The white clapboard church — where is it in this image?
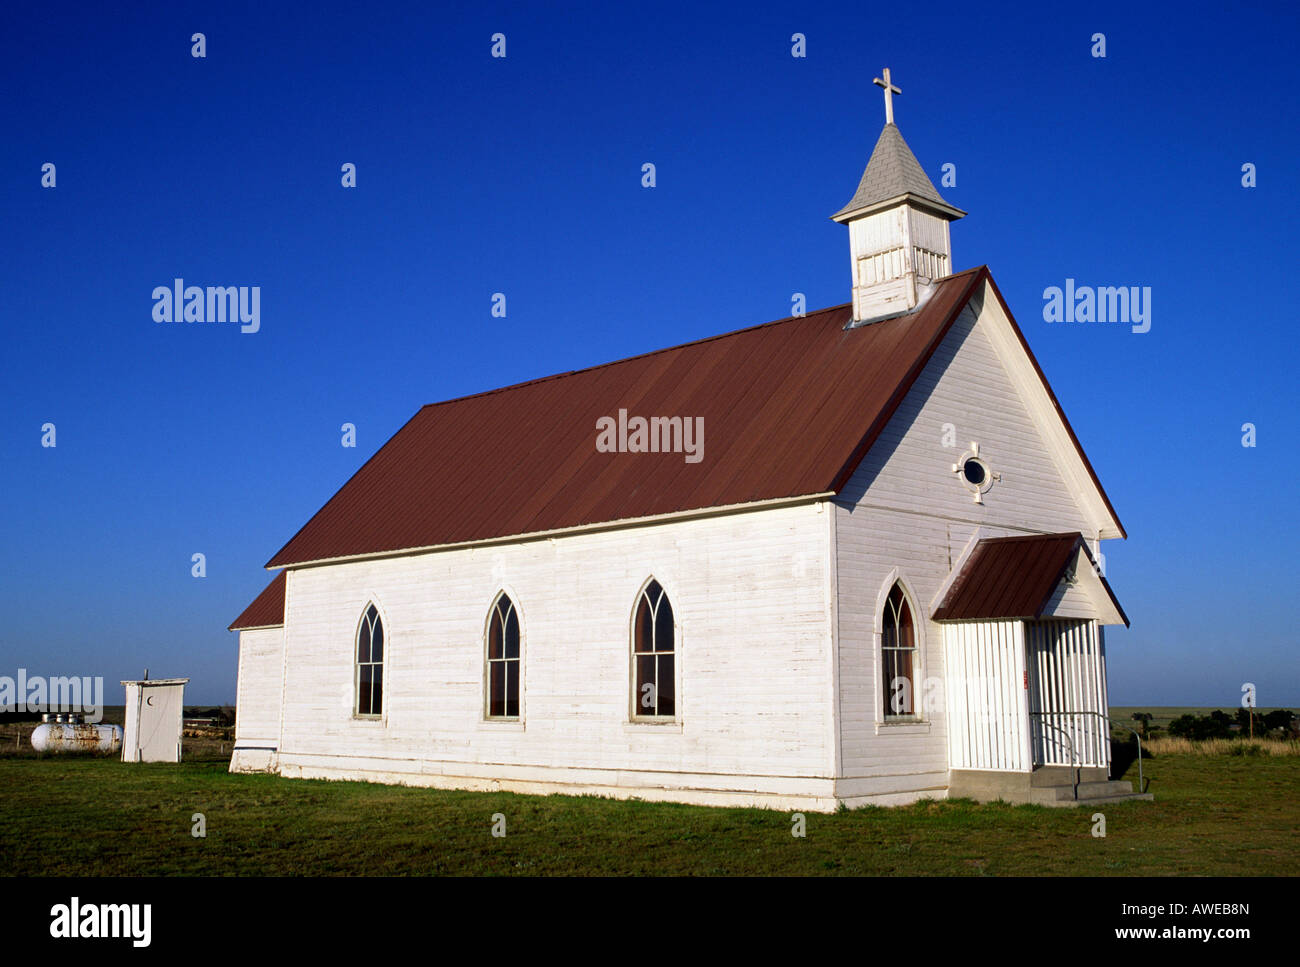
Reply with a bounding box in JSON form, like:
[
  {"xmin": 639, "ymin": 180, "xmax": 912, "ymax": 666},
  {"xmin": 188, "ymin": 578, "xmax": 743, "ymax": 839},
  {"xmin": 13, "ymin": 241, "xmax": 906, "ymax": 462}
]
[{"xmin": 230, "ymin": 72, "xmax": 1146, "ymax": 809}]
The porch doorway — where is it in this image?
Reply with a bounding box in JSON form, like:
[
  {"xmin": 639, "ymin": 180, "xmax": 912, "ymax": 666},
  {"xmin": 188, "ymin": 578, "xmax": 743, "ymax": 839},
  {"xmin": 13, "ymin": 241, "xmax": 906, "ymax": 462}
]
[{"xmin": 1025, "ymin": 619, "xmax": 1109, "ymax": 770}]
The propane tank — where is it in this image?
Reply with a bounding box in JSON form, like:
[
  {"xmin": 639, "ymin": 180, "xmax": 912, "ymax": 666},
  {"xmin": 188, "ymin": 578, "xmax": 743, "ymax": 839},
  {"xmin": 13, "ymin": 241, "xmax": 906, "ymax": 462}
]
[{"xmin": 31, "ymin": 715, "xmax": 123, "ymax": 754}]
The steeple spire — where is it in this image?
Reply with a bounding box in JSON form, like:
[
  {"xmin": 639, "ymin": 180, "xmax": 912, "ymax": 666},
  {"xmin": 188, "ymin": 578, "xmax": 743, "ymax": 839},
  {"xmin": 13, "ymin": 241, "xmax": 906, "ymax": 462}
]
[
  {"xmin": 832, "ymin": 68, "xmax": 965, "ymax": 324},
  {"xmin": 831, "ymin": 123, "xmax": 960, "ymax": 224}
]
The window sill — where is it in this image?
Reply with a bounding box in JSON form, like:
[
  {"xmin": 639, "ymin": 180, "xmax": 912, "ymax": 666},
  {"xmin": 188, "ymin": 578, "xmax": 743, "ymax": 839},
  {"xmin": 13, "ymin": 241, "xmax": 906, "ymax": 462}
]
[
  {"xmin": 478, "ymin": 719, "xmax": 525, "ymax": 731},
  {"xmin": 351, "ymin": 715, "xmax": 384, "ymax": 724},
  {"xmin": 875, "ymin": 720, "xmax": 930, "ymax": 735},
  {"xmin": 624, "ymin": 720, "xmax": 684, "ymax": 734}
]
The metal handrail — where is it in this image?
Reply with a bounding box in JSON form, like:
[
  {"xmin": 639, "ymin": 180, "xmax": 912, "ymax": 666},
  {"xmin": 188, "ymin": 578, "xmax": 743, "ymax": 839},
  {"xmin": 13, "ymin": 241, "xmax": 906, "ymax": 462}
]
[
  {"xmin": 1028, "ymin": 715, "xmax": 1080, "ymax": 799},
  {"xmin": 1028, "ymin": 709, "xmax": 1147, "ymax": 795},
  {"xmin": 1107, "ymin": 717, "xmax": 1149, "ymax": 794}
]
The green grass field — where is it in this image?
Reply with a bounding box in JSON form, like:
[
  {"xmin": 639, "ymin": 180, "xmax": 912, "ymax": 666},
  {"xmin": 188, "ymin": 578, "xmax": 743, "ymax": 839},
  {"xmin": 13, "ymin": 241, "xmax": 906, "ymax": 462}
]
[{"xmin": 1, "ymin": 751, "xmax": 1295, "ymax": 876}]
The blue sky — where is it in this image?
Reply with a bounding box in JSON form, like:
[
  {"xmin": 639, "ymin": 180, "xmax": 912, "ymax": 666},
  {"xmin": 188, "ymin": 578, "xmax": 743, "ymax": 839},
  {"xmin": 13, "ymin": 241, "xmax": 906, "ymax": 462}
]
[{"xmin": 2, "ymin": 0, "xmax": 1297, "ymax": 706}]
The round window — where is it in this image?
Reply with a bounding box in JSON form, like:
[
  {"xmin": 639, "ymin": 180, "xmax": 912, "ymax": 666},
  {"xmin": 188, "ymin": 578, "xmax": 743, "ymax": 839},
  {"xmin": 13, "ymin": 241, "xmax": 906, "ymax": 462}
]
[{"xmin": 952, "ymin": 445, "xmax": 998, "ymax": 503}]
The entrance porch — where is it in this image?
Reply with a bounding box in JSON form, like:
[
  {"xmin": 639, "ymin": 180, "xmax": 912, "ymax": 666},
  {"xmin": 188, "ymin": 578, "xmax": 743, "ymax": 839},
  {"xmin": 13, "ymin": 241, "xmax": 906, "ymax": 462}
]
[{"xmin": 932, "ymin": 533, "xmax": 1150, "ymax": 806}]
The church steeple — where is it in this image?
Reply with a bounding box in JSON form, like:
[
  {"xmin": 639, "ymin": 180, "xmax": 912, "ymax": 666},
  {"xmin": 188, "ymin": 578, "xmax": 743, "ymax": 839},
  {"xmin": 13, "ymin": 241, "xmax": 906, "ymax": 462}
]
[{"xmin": 832, "ymin": 69, "xmax": 965, "ymax": 324}]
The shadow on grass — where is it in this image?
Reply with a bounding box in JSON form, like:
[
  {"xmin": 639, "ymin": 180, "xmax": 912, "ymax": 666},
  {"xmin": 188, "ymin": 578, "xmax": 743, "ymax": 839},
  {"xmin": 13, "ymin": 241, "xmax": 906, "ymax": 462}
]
[{"xmin": 1109, "ymin": 737, "xmax": 1153, "ymax": 782}]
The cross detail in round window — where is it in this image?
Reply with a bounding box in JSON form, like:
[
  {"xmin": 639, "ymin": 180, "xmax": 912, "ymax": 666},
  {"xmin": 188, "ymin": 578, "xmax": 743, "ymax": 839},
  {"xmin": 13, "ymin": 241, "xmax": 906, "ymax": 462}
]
[{"xmin": 951, "ymin": 442, "xmax": 1001, "ymax": 504}]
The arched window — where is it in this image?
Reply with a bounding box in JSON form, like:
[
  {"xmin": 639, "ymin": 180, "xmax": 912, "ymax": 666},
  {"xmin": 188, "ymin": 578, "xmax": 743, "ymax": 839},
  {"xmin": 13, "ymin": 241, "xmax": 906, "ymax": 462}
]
[
  {"xmin": 486, "ymin": 593, "xmax": 520, "ymax": 718},
  {"xmin": 356, "ymin": 604, "xmax": 384, "ymax": 716},
  {"xmin": 632, "ymin": 580, "xmax": 675, "ymax": 718},
  {"xmin": 881, "ymin": 583, "xmax": 916, "ymax": 718}
]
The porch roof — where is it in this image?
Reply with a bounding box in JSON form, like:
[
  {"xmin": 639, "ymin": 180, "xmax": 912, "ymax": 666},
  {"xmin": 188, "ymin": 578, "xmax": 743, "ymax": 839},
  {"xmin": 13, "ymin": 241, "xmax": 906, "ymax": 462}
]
[
  {"xmin": 229, "ymin": 571, "xmax": 286, "ymax": 631},
  {"xmin": 932, "ymin": 532, "xmax": 1128, "ymax": 626}
]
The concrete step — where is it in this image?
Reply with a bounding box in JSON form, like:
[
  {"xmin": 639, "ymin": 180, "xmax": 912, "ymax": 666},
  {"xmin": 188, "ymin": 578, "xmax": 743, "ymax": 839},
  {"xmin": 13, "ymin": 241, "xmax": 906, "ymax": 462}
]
[
  {"xmin": 1030, "ymin": 779, "xmax": 1151, "ymax": 806},
  {"xmin": 1030, "ymin": 765, "xmax": 1109, "ymax": 788},
  {"xmin": 1036, "ymin": 792, "xmax": 1154, "ymax": 808},
  {"xmin": 1032, "ymin": 780, "xmax": 1137, "ymax": 802},
  {"xmin": 948, "ymin": 767, "xmax": 1154, "ymax": 806}
]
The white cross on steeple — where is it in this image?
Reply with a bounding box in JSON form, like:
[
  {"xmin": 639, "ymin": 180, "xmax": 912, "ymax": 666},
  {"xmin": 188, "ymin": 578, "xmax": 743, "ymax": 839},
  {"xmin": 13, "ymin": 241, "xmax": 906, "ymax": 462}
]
[{"xmin": 874, "ymin": 68, "xmax": 901, "ymax": 125}]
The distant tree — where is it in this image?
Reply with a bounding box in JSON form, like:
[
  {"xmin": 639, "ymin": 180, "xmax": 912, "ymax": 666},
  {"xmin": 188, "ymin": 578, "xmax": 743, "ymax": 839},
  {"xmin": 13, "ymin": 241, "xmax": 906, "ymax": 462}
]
[
  {"xmin": 1262, "ymin": 709, "xmax": 1295, "ymax": 736},
  {"xmin": 1131, "ymin": 712, "xmax": 1153, "ymax": 738},
  {"xmin": 1168, "ymin": 714, "xmax": 1198, "ymax": 739},
  {"xmin": 1170, "ymin": 712, "xmax": 1233, "ymax": 740}
]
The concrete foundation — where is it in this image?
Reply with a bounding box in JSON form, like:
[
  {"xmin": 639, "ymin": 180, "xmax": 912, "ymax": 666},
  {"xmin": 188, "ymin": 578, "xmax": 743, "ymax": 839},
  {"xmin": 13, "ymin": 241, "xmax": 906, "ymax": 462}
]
[{"xmin": 949, "ymin": 766, "xmax": 1152, "ymax": 806}]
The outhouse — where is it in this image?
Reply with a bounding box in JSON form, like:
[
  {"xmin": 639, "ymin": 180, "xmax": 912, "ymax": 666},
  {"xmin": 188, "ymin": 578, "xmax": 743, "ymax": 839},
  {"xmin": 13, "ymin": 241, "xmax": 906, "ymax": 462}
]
[{"xmin": 121, "ymin": 678, "xmax": 189, "ymax": 763}]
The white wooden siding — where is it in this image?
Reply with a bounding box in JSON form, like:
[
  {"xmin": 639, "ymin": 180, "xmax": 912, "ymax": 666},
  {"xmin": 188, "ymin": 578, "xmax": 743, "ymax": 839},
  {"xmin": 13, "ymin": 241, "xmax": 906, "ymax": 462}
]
[
  {"xmin": 832, "ymin": 506, "xmax": 953, "ymax": 795},
  {"xmin": 1042, "ymin": 578, "xmax": 1100, "ymax": 620},
  {"xmin": 259, "ymin": 501, "xmax": 836, "ymax": 808},
  {"xmin": 841, "ymin": 303, "xmax": 1093, "ymax": 533},
  {"xmin": 942, "ymin": 621, "xmax": 1030, "ymax": 772},
  {"xmin": 234, "ymin": 628, "xmax": 284, "ymax": 746}
]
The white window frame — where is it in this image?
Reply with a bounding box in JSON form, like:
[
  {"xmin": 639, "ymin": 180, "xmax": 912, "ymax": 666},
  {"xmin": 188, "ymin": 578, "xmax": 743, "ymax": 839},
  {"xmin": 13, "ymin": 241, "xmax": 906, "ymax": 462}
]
[
  {"xmin": 873, "ymin": 570, "xmax": 928, "ymax": 729},
  {"xmin": 629, "ymin": 576, "xmax": 679, "ymax": 723},
  {"xmin": 483, "ymin": 590, "xmax": 524, "ymax": 722},
  {"xmin": 354, "ymin": 601, "xmax": 385, "ymax": 720}
]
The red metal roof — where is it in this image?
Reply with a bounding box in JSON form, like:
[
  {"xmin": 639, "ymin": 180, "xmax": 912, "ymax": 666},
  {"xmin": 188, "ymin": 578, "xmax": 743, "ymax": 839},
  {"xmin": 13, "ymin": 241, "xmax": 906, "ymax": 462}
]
[
  {"xmin": 229, "ymin": 571, "xmax": 286, "ymax": 630},
  {"xmin": 932, "ymin": 533, "xmax": 1128, "ymax": 625},
  {"xmin": 265, "ymin": 268, "xmax": 986, "ymax": 569},
  {"xmin": 250, "ymin": 265, "xmax": 1123, "ymax": 585}
]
